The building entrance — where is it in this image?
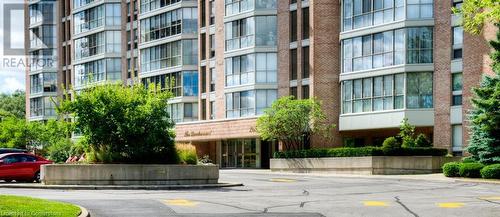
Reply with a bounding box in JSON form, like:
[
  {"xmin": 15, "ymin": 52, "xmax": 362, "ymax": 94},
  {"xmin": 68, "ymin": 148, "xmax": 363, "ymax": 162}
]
[{"xmin": 221, "ymin": 139, "xmax": 259, "ymax": 168}]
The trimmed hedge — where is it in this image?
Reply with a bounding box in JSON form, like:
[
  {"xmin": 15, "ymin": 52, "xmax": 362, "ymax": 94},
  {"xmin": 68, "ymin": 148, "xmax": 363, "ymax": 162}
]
[
  {"xmin": 459, "ymin": 163, "xmax": 485, "ymax": 178},
  {"xmin": 480, "ymin": 164, "xmax": 500, "ymax": 179},
  {"xmin": 443, "ymin": 162, "xmax": 461, "ymax": 177},
  {"xmin": 273, "ymin": 147, "xmax": 448, "ymax": 159}
]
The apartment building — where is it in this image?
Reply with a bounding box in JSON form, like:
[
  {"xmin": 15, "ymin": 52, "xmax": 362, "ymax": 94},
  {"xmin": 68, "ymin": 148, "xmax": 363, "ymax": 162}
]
[
  {"xmin": 26, "ymin": 0, "xmax": 495, "ymax": 168},
  {"xmin": 25, "ymin": 0, "xmax": 139, "ymax": 120}
]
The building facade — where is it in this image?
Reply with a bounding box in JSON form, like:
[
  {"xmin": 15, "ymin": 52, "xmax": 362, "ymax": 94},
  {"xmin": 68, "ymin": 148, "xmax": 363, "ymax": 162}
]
[{"xmin": 25, "ymin": 0, "xmax": 496, "ymax": 168}]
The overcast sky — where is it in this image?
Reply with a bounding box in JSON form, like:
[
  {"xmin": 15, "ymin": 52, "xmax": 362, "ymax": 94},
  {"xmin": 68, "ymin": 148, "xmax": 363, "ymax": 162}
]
[{"xmin": 0, "ymin": 0, "xmax": 26, "ymax": 94}]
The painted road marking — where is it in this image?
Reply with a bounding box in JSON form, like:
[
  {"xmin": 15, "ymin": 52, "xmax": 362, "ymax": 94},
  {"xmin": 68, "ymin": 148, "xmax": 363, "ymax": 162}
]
[
  {"xmin": 270, "ymin": 178, "xmax": 296, "ymax": 183},
  {"xmin": 437, "ymin": 203, "xmax": 465, "ymax": 208},
  {"xmin": 164, "ymin": 199, "xmax": 198, "ymax": 207},
  {"xmin": 363, "ymin": 201, "xmax": 389, "ymax": 207},
  {"xmin": 478, "ymin": 196, "xmax": 500, "ymax": 201}
]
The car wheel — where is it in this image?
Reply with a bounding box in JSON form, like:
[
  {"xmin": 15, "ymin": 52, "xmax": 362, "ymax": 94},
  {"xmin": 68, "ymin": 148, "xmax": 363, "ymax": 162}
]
[{"xmin": 34, "ymin": 171, "xmax": 41, "ymax": 183}]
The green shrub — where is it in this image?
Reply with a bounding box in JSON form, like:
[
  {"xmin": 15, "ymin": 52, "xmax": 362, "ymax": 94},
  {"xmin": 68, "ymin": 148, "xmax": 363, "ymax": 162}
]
[
  {"xmin": 459, "ymin": 162, "xmax": 485, "ymax": 178},
  {"xmin": 443, "ymin": 162, "xmax": 462, "ymax": 177},
  {"xmin": 462, "ymin": 156, "xmax": 477, "ymax": 163},
  {"xmin": 177, "ymin": 143, "xmax": 198, "ymax": 165},
  {"xmin": 415, "ymin": 134, "xmax": 432, "ymax": 147},
  {"xmin": 480, "ymin": 164, "xmax": 500, "ymax": 179},
  {"xmin": 382, "ymin": 137, "xmax": 400, "ymax": 151},
  {"xmin": 273, "ymin": 146, "xmax": 447, "ymax": 159}
]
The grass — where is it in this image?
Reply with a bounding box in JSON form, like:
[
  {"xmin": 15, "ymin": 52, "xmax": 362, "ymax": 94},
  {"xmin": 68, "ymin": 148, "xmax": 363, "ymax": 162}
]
[
  {"xmin": 0, "ymin": 195, "xmax": 81, "ymax": 217},
  {"xmin": 176, "ymin": 143, "xmax": 198, "ymax": 165}
]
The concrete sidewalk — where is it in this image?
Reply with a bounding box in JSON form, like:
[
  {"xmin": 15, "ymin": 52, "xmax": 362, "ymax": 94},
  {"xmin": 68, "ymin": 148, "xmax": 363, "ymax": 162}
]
[
  {"xmin": 0, "ymin": 182, "xmax": 243, "ymax": 190},
  {"xmin": 221, "ymin": 169, "xmax": 500, "ymax": 185}
]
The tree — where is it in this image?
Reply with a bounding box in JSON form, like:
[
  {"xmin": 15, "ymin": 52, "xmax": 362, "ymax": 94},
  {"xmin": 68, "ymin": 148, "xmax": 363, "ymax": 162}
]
[
  {"xmin": 256, "ymin": 96, "xmax": 334, "ymax": 150},
  {"xmin": 0, "ymin": 90, "xmax": 25, "ymax": 119},
  {"xmin": 467, "ymin": 25, "xmax": 500, "ymax": 164},
  {"xmin": 455, "ymin": 0, "xmax": 500, "ymax": 34},
  {"xmin": 399, "ymin": 118, "xmax": 416, "ymax": 148},
  {"xmin": 59, "ymin": 83, "xmax": 178, "ymax": 164}
]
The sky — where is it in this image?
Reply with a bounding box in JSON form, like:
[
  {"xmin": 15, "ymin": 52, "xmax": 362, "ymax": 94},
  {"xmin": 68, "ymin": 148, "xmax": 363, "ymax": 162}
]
[{"xmin": 0, "ymin": 0, "xmax": 26, "ymax": 94}]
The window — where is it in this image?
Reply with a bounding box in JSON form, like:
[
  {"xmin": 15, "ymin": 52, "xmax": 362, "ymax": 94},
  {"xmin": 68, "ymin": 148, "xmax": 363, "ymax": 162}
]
[
  {"xmin": 343, "ymin": 0, "xmax": 405, "ymax": 31},
  {"xmin": 202, "ymin": 99, "xmax": 207, "ymax": 120},
  {"xmin": 256, "ymin": 89, "xmax": 277, "ymax": 114},
  {"xmin": 225, "ymin": 53, "xmax": 277, "ymax": 86},
  {"xmin": 75, "ymin": 31, "xmax": 121, "ymax": 61},
  {"xmin": 140, "ymin": 40, "xmax": 181, "ymax": 73},
  {"xmin": 290, "ymin": 86, "xmax": 298, "ymax": 98},
  {"xmin": 183, "ymin": 39, "xmax": 198, "ymax": 65},
  {"xmin": 225, "ymin": 16, "xmax": 276, "ymax": 51},
  {"xmin": 342, "ymin": 73, "xmax": 406, "ymax": 114},
  {"xmin": 140, "ymin": 9, "xmax": 184, "ymax": 43},
  {"xmin": 183, "ymin": 71, "xmax": 199, "ymax": 96},
  {"xmin": 452, "ymin": 73, "xmax": 463, "ymax": 106},
  {"xmin": 140, "ymin": 0, "xmax": 181, "ymax": 14},
  {"xmin": 290, "ymin": 49, "xmax": 297, "ymax": 80},
  {"xmin": 453, "ymin": 0, "xmax": 463, "ymax": 12},
  {"xmin": 74, "ymin": 59, "xmax": 105, "ymax": 87},
  {"xmin": 302, "ymin": 7, "xmax": 309, "ymax": 39},
  {"xmin": 29, "ymin": 97, "xmax": 56, "ymax": 117},
  {"xmin": 226, "ymin": 90, "xmax": 256, "ymax": 118},
  {"xmin": 210, "ymin": 68, "xmax": 216, "ymax": 92},
  {"xmin": 73, "ymin": 4, "xmax": 105, "ymax": 34},
  {"xmin": 452, "ymin": 26, "xmax": 463, "ymax": 59},
  {"xmin": 452, "ymin": 125, "xmax": 463, "ymax": 155},
  {"xmin": 210, "ymin": 101, "xmax": 215, "ymax": 119},
  {"xmin": 343, "ymin": 27, "xmax": 433, "ymax": 73},
  {"xmin": 406, "ymin": 72, "xmax": 433, "ymax": 109},
  {"xmin": 210, "ymin": 34, "xmax": 216, "ymax": 58},
  {"xmin": 225, "ymin": 0, "xmax": 277, "ymax": 16},
  {"xmin": 302, "ymin": 85, "xmax": 310, "ymax": 99},
  {"xmin": 290, "ymin": 10, "xmax": 297, "ymax": 42},
  {"xmin": 105, "ymin": 4, "xmax": 121, "ymax": 26},
  {"xmin": 210, "ymin": 0, "xmax": 215, "ymax": 25},
  {"xmin": 407, "ymin": 0, "xmax": 433, "ymax": 20},
  {"xmin": 201, "ymin": 66, "xmax": 207, "ymax": 93},
  {"xmin": 201, "ymin": 33, "xmax": 207, "ymax": 60},
  {"xmin": 183, "ymin": 103, "xmax": 199, "ymax": 121},
  {"xmin": 201, "ymin": 0, "xmax": 206, "ymax": 27},
  {"xmin": 302, "ymin": 46, "xmax": 310, "ymax": 78},
  {"xmin": 74, "ymin": 0, "xmax": 96, "ymax": 9},
  {"xmin": 141, "ymin": 72, "xmax": 182, "ymax": 97}
]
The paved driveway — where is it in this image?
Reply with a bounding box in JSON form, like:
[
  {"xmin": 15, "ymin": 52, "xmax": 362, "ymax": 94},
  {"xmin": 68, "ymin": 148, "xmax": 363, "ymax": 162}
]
[{"xmin": 1, "ymin": 170, "xmax": 499, "ymax": 217}]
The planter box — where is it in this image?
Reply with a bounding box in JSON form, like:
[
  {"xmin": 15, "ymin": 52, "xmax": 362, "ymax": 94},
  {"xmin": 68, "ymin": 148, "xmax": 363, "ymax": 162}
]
[
  {"xmin": 270, "ymin": 156, "xmax": 461, "ymax": 175},
  {"xmin": 41, "ymin": 164, "xmax": 219, "ymax": 185}
]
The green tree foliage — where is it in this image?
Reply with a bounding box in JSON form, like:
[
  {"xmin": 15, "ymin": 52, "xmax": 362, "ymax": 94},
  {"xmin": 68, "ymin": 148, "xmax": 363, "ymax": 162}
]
[
  {"xmin": 455, "ymin": 0, "xmax": 500, "ymax": 35},
  {"xmin": 59, "ymin": 83, "xmax": 178, "ymax": 164},
  {"xmin": 467, "ymin": 25, "xmax": 500, "ymax": 165},
  {"xmin": 256, "ymin": 96, "xmax": 335, "ymax": 150},
  {"xmin": 399, "ymin": 118, "xmax": 416, "ymax": 148},
  {"xmin": 0, "ymin": 90, "xmax": 25, "ymax": 119}
]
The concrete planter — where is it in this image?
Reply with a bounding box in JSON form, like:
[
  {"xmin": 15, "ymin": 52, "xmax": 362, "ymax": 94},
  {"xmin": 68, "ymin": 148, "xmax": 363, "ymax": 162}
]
[
  {"xmin": 270, "ymin": 156, "xmax": 461, "ymax": 175},
  {"xmin": 41, "ymin": 164, "xmax": 219, "ymax": 185}
]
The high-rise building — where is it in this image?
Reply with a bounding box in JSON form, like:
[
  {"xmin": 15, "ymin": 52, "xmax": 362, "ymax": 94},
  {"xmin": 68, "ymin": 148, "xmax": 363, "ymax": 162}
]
[{"xmin": 25, "ymin": 0, "xmax": 496, "ymax": 168}]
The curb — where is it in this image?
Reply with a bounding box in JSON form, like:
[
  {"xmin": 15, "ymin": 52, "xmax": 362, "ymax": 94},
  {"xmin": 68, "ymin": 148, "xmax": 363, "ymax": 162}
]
[
  {"xmin": 452, "ymin": 178, "xmax": 500, "ymax": 185},
  {"xmin": 77, "ymin": 205, "xmax": 90, "ymax": 217},
  {"xmin": 0, "ymin": 182, "xmax": 243, "ymax": 190}
]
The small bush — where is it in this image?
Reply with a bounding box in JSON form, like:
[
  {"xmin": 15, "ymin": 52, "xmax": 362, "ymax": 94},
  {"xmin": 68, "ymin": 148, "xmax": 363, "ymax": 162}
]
[
  {"xmin": 415, "ymin": 134, "xmax": 432, "ymax": 147},
  {"xmin": 459, "ymin": 162, "xmax": 485, "ymax": 178},
  {"xmin": 177, "ymin": 143, "xmax": 198, "ymax": 165},
  {"xmin": 382, "ymin": 137, "xmax": 400, "ymax": 151},
  {"xmin": 481, "ymin": 164, "xmax": 500, "ymax": 179},
  {"xmin": 443, "ymin": 162, "xmax": 462, "ymax": 177},
  {"xmin": 462, "ymin": 156, "xmax": 477, "ymax": 163}
]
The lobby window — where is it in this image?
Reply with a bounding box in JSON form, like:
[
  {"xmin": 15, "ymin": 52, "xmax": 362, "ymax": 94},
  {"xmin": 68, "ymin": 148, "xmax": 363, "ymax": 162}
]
[
  {"xmin": 452, "ymin": 73, "xmax": 463, "ymax": 106},
  {"xmin": 290, "ymin": 49, "xmax": 298, "ymax": 80},
  {"xmin": 290, "ymin": 10, "xmax": 297, "ymax": 42},
  {"xmin": 452, "ymin": 124, "xmax": 463, "ymax": 156},
  {"xmin": 302, "ymin": 46, "xmax": 310, "ymax": 78},
  {"xmin": 290, "ymin": 86, "xmax": 298, "ymax": 98},
  {"xmin": 183, "ymin": 71, "xmax": 199, "ymax": 96},
  {"xmin": 302, "ymin": 7, "xmax": 309, "ymax": 39},
  {"xmin": 452, "ymin": 26, "xmax": 463, "ymax": 59},
  {"xmin": 342, "ymin": 73, "xmax": 405, "ymax": 114},
  {"xmin": 407, "ymin": 0, "xmax": 433, "ymax": 20},
  {"xmin": 406, "ymin": 72, "xmax": 433, "ymax": 109},
  {"xmin": 302, "ymin": 85, "xmax": 310, "ymax": 99},
  {"xmin": 343, "ymin": 27, "xmax": 432, "ymax": 73}
]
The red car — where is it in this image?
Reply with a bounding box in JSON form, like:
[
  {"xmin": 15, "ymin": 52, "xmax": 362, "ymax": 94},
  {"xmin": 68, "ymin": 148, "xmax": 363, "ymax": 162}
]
[{"xmin": 0, "ymin": 153, "xmax": 53, "ymax": 183}]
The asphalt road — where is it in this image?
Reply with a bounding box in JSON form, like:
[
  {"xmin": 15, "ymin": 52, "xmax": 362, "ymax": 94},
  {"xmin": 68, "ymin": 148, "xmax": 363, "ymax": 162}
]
[{"xmin": 1, "ymin": 170, "xmax": 500, "ymax": 217}]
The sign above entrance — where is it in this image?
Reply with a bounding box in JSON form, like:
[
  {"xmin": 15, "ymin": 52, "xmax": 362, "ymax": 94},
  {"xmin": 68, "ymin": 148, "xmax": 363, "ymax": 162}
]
[{"xmin": 184, "ymin": 130, "xmax": 212, "ymax": 137}]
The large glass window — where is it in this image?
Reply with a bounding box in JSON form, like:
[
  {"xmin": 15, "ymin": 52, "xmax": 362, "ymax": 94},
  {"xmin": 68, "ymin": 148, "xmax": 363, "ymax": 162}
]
[
  {"xmin": 29, "ymin": 97, "xmax": 56, "ymax": 117},
  {"xmin": 74, "ymin": 58, "xmax": 121, "ymax": 87},
  {"xmin": 74, "ymin": 0, "xmax": 96, "ymax": 9},
  {"xmin": 225, "ymin": 16, "xmax": 276, "ymax": 51},
  {"xmin": 453, "ymin": 26, "xmax": 463, "ymax": 59},
  {"xmin": 225, "ymin": 0, "xmax": 277, "ymax": 16},
  {"xmin": 342, "ymin": 73, "xmax": 408, "ymax": 114},
  {"xmin": 452, "ymin": 73, "xmax": 463, "ymax": 106},
  {"xmin": 183, "ymin": 71, "xmax": 199, "ymax": 96},
  {"xmin": 407, "ymin": 0, "xmax": 433, "ymax": 20},
  {"xmin": 182, "ymin": 39, "xmax": 198, "ymax": 65},
  {"xmin": 75, "ymin": 31, "xmax": 121, "ymax": 61},
  {"xmin": 29, "ymin": 2, "xmax": 55, "ymax": 25},
  {"xmin": 30, "ymin": 25, "xmax": 56, "ymax": 48},
  {"xmin": 226, "ymin": 89, "xmax": 277, "ymax": 118},
  {"xmin": 343, "ymin": 27, "xmax": 433, "ymax": 73},
  {"xmin": 74, "ymin": 5, "xmax": 105, "ymax": 34},
  {"xmin": 140, "ymin": 0, "xmax": 181, "ymax": 14},
  {"xmin": 225, "ymin": 53, "xmax": 277, "ymax": 86},
  {"xmin": 406, "ymin": 72, "xmax": 433, "ymax": 108},
  {"xmin": 140, "ymin": 40, "xmax": 181, "ymax": 73},
  {"xmin": 142, "ymin": 72, "xmax": 182, "ymax": 97},
  {"xmin": 140, "ymin": 8, "xmax": 197, "ymax": 43}
]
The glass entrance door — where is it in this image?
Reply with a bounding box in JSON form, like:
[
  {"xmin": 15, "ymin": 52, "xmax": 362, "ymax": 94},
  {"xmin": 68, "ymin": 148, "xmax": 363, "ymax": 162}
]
[{"xmin": 221, "ymin": 139, "xmax": 259, "ymax": 168}]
